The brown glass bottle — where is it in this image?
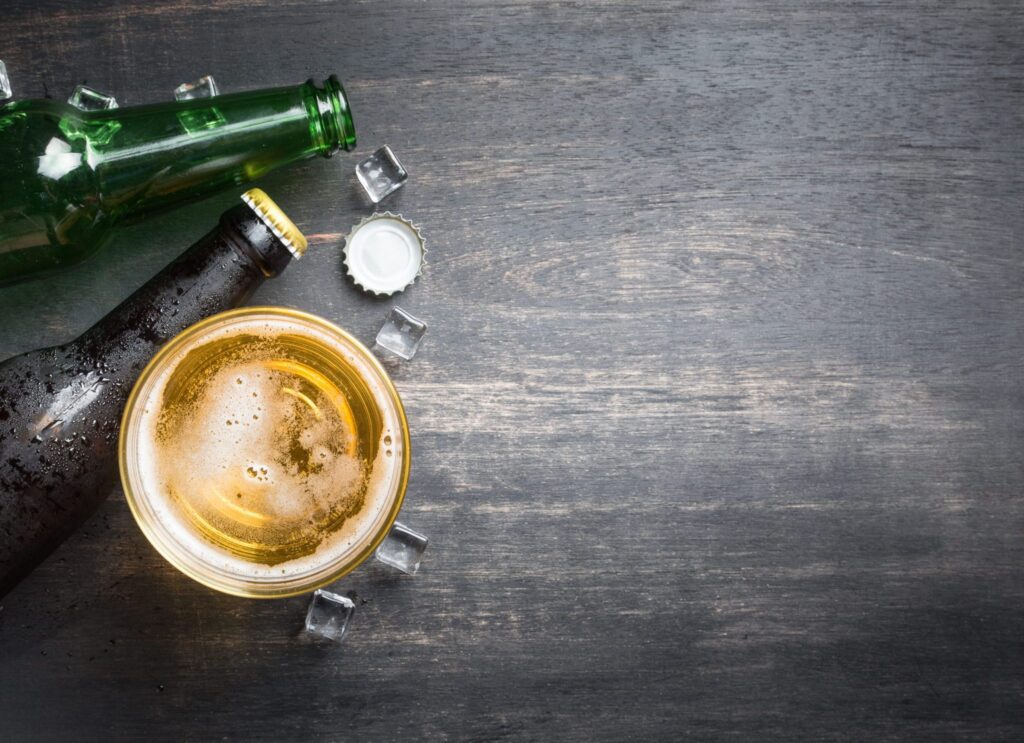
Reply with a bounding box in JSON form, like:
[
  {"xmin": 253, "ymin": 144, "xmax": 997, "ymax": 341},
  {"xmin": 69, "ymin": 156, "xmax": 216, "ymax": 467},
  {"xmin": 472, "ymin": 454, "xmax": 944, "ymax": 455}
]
[{"xmin": 0, "ymin": 189, "xmax": 305, "ymax": 597}]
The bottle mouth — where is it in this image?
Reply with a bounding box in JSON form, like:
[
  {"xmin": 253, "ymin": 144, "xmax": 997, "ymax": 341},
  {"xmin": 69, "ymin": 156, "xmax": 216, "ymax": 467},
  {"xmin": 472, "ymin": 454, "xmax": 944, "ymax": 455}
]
[{"xmin": 321, "ymin": 75, "xmax": 357, "ymax": 153}]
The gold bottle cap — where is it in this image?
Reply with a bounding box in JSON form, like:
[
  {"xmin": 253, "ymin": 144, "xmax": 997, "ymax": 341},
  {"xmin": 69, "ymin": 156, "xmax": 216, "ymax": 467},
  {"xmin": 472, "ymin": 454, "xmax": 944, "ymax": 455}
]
[{"xmin": 241, "ymin": 188, "xmax": 308, "ymax": 259}]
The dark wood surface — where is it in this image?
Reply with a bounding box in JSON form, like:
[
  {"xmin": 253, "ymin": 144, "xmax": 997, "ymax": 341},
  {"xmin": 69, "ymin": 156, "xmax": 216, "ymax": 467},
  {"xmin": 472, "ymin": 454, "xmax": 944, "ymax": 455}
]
[{"xmin": 1, "ymin": 1, "xmax": 1023, "ymax": 740}]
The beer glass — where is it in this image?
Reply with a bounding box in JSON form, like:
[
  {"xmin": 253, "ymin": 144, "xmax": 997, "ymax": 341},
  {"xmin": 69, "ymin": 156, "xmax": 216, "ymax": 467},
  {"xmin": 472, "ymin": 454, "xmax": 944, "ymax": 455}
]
[{"xmin": 119, "ymin": 307, "xmax": 411, "ymax": 598}]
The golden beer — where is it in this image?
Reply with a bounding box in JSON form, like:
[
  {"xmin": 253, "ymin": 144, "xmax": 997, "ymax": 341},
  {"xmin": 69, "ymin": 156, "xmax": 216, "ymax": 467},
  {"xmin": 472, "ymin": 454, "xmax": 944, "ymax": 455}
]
[{"xmin": 119, "ymin": 308, "xmax": 409, "ymax": 597}]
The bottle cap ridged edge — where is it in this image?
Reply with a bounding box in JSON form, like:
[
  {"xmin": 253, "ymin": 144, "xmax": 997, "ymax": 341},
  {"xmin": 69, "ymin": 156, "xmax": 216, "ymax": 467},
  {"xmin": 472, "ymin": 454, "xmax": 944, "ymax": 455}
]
[
  {"xmin": 342, "ymin": 212, "xmax": 426, "ymax": 296},
  {"xmin": 241, "ymin": 188, "xmax": 308, "ymax": 258}
]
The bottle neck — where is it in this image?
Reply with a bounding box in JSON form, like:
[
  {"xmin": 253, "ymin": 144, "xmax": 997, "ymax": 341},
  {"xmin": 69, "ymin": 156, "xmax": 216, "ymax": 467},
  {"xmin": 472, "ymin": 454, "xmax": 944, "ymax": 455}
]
[
  {"xmin": 306, "ymin": 76, "xmax": 357, "ymax": 154},
  {"xmin": 79, "ymin": 202, "xmax": 295, "ymax": 363},
  {"xmin": 83, "ymin": 77, "xmax": 355, "ymax": 221}
]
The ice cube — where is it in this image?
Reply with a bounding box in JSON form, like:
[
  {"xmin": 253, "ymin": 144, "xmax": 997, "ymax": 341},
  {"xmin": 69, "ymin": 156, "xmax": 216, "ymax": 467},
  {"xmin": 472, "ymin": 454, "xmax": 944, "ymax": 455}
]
[
  {"xmin": 67, "ymin": 85, "xmax": 118, "ymax": 111},
  {"xmin": 374, "ymin": 307, "xmax": 427, "ymax": 361},
  {"xmin": 356, "ymin": 145, "xmax": 408, "ymax": 203},
  {"xmin": 375, "ymin": 521, "xmax": 428, "ymax": 575},
  {"xmin": 174, "ymin": 75, "xmax": 220, "ymax": 101},
  {"xmin": 304, "ymin": 589, "xmax": 355, "ymax": 642},
  {"xmin": 0, "ymin": 60, "xmax": 11, "ymax": 100}
]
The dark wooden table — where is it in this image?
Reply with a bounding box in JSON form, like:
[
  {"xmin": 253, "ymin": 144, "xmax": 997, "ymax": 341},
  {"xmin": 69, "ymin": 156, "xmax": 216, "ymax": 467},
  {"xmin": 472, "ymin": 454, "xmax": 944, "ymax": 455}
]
[{"xmin": 1, "ymin": 1, "xmax": 1022, "ymax": 740}]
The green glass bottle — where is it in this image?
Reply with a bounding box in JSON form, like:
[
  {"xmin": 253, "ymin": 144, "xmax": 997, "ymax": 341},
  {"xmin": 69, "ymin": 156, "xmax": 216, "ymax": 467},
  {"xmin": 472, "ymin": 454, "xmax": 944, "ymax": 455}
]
[{"xmin": 0, "ymin": 76, "xmax": 355, "ymax": 284}]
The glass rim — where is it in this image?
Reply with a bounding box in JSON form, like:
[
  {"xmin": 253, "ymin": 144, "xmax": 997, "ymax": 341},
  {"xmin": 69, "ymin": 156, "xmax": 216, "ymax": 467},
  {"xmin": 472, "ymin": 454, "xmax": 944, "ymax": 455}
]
[{"xmin": 118, "ymin": 306, "xmax": 411, "ymax": 599}]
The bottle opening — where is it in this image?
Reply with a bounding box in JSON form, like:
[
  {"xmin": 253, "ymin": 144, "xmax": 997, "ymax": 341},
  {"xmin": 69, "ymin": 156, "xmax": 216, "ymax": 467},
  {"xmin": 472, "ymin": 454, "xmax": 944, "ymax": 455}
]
[{"xmin": 312, "ymin": 75, "xmax": 356, "ymax": 154}]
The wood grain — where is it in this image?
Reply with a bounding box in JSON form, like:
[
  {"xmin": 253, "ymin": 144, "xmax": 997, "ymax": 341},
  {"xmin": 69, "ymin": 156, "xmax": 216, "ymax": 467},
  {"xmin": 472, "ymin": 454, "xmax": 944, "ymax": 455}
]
[{"xmin": 0, "ymin": 0, "xmax": 1022, "ymax": 740}]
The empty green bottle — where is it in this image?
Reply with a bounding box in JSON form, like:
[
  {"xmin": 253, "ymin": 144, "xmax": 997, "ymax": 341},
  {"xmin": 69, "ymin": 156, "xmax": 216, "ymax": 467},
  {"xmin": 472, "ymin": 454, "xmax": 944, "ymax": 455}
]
[{"xmin": 0, "ymin": 76, "xmax": 355, "ymax": 284}]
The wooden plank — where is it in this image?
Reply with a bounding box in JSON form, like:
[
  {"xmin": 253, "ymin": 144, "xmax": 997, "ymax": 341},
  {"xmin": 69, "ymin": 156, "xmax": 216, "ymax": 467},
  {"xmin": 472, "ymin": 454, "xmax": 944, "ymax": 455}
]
[{"xmin": 0, "ymin": 0, "xmax": 1022, "ymax": 739}]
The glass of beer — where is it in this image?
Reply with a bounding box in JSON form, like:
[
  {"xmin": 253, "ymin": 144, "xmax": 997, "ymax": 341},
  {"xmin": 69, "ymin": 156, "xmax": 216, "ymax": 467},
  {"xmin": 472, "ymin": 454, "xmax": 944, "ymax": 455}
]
[{"xmin": 119, "ymin": 307, "xmax": 410, "ymax": 598}]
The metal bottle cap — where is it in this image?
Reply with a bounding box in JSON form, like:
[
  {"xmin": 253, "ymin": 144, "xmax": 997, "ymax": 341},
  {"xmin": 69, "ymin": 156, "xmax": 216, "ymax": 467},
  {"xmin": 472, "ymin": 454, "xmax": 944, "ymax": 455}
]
[
  {"xmin": 241, "ymin": 188, "xmax": 308, "ymax": 258},
  {"xmin": 343, "ymin": 212, "xmax": 425, "ymax": 296}
]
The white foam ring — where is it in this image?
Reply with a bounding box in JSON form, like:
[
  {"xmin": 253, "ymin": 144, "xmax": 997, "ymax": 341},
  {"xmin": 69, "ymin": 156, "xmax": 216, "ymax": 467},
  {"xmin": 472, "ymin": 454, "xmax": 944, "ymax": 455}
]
[{"xmin": 130, "ymin": 315, "xmax": 403, "ymax": 586}]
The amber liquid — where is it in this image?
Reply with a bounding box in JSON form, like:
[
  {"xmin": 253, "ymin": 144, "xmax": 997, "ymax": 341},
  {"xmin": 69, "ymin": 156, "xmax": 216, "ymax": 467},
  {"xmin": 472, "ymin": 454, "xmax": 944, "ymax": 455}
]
[{"xmin": 145, "ymin": 329, "xmax": 387, "ymax": 566}]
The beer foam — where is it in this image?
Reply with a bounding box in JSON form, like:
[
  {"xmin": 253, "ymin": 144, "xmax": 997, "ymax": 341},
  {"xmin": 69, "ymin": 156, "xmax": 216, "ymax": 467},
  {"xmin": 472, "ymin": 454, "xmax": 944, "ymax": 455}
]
[
  {"xmin": 156, "ymin": 362, "xmax": 365, "ymax": 525},
  {"xmin": 131, "ymin": 314, "xmax": 405, "ymax": 585}
]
